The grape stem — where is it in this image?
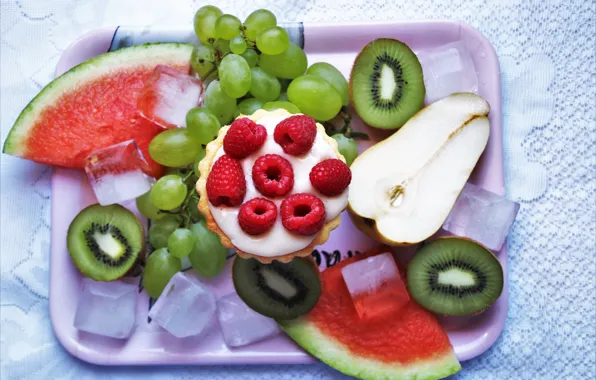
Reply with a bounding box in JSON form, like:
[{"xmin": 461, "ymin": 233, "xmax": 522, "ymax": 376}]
[
  {"xmin": 203, "ymin": 66, "xmax": 218, "ymax": 80},
  {"xmin": 323, "ymin": 107, "xmax": 369, "ymax": 140}
]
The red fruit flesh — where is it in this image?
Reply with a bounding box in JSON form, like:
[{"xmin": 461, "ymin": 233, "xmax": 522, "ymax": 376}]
[
  {"xmin": 23, "ymin": 66, "xmax": 191, "ymax": 178},
  {"xmin": 307, "ymin": 250, "xmax": 456, "ymax": 363}
]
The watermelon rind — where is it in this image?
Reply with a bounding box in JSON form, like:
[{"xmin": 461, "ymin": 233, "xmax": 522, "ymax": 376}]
[
  {"xmin": 280, "ymin": 318, "xmax": 461, "ymax": 380},
  {"xmin": 3, "ymin": 43, "xmax": 193, "ymax": 157}
]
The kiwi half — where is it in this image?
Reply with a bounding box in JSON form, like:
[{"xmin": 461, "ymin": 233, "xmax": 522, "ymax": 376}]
[
  {"xmin": 67, "ymin": 204, "xmax": 145, "ymax": 281},
  {"xmin": 350, "ymin": 38, "xmax": 425, "ymax": 129},
  {"xmin": 407, "ymin": 237, "xmax": 504, "ymax": 316},
  {"xmin": 232, "ymin": 256, "xmax": 321, "ymax": 320}
]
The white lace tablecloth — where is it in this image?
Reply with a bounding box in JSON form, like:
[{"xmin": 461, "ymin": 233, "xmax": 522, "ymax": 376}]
[{"xmin": 1, "ymin": 1, "xmax": 595, "ymax": 379}]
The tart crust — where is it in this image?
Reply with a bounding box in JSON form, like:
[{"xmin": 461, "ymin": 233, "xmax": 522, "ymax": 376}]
[{"xmin": 195, "ymin": 109, "xmax": 346, "ymax": 264}]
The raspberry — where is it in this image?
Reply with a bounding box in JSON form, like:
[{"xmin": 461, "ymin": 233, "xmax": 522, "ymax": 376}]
[
  {"xmin": 224, "ymin": 117, "xmax": 267, "ymax": 159},
  {"xmin": 309, "ymin": 159, "xmax": 352, "ymax": 196},
  {"xmin": 274, "ymin": 115, "xmax": 317, "ymax": 156},
  {"xmin": 238, "ymin": 197, "xmax": 278, "ymax": 235},
  {"xmin": 252, "ymin": 154, "xmax": 294, "ymax": 197},
  {"xmin": 280, "ymin": 193, "xmax": 326, "ymax": 235},
  {"xmin": 206, "ymin": 155, "xmax": 246, "ymax": 207}
]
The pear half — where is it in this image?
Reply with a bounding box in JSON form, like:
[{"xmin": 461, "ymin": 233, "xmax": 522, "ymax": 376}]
[{"xmin": 348, "ymin": 93, "xmax": 490, "ymax": 245}]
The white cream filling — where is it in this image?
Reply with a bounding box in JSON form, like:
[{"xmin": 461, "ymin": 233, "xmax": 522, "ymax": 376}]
[{"xmin": 208, "ymin": 113, "xmax": 348, "ymax": 257}]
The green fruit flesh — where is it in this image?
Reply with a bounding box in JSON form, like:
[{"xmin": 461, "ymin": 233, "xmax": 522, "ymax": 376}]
[
  {"xmin": 232, "ymin": 257, "xmax": 321, "ymax": 320},
  {"xmin": 67, "ymin": 204, "xmax": 144, "ymax": 281},
  {"xmin": 407, "ymin": 237, "xmax": 504, "ymax": 316},
  {"xmin": 350, "ymin": 38, "xmax": 425, "ymax": 129}
]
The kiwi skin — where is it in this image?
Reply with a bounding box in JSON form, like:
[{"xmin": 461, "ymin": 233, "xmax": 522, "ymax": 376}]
[
  {"xmin": 349, "ymin": 38, "xmax": 425, "ymax": 130},
  {"xmin": 67, "ymin": 203, "xmax": 145, "ymax": 281},
  {"xmin": 406, "ymin": 237, "xmax": 504, "ymax": 316}
]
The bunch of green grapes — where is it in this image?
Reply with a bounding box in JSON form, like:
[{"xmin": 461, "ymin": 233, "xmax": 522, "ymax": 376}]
[
  {"xmin": 191, "ymin": 6, "xmax": 364, "ymax": 165},
  {"xmin": 137, "ymin": 116, "xmax": 227, "ymax": 298}
]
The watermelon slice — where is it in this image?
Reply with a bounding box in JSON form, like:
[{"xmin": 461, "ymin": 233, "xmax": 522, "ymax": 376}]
[
  {"xmin": 3, "ymin": 43, "xmax": 193, "ymax": 178},
  {"xmin": 279, "ymin": 250, "xmax": 461, "ymax": 380}
]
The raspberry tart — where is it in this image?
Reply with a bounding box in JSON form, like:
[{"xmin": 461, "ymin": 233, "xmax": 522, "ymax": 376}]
[{"xmin": 196, "ymin": 109, "xmax": 350, "ymax": 263}]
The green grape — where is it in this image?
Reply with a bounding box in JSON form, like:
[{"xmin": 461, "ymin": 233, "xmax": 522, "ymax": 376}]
[
  {"xmin": 237, "ymin": 97, "xmax": 265, "ymax": 116},
  {"xmin": 262, "ymin": 100, "xmax": 300, "ymax": 114},
  {"xmin": 149, "ymin": 215, "xmax": 181, "ymax": 249},
  {"xmin": 189, "ymin": 220, "xmax": 227, "ymax": 278},
  {"xmin": 150, "ymin": 175, "xmax": 187, "ymax": 210},
  {"xmin": 191, "ymin": 44, "xmax": 216, "ymax": 80},
  {"xmin": 193, "ymin": 5, "xmax": 222, "ymax": 44},
  {"xmin": 136, "ymin": 191, "xmax": 164, "ymax": 220},
  {"xmin": 288, "ymin": 75, "xmax": 342, "ymax": 121},
  {"xmin": 213, "ymin": 38, "xmax": 230, "ymax": 54},
  {"xmin": 193, "ymin": 149, "xmax": 207, "ymax": 178},
  {"xmin": 215, "ymin": 14, "xmax": 241, "ymax": 40},
  {"xmin": 167, "ymin": 228, "xmax": 195, "ymax": 258},
  {"xmin": 187, "ymin": 196, "xmax": 204, "ymax": 222},
  {"xmin": 256, "ymin": 26, "xmax": 290, "ymax": 55},
  {"xmin": 240, "ymin": 49, "xmax": 259, "ymax": 67},
  {"xmin": 204, "ymin": 80, "xmax": 237, "ymax": 125},
  {"xmin": 143, "ymin": 248, "xmax": 182, "ymax": 299},
  {"xmin": 277, "ymin": 92, "xmax": 289, "ymax": 101},
  {"xmin": 229, "ymin": 36, "xmax": 247, "ymax": 54},
  {"xmin": 152, "ymin": 214, "xmax": 181, "ymax": 230},
  {"xmin": 306, "ymin": 62, "xmax": 349, "ymax": 106},
  {"xmin": 148, "ymin": 224, "xmax": 170, "ymax": 249},
  {"xmin": 186, "ymin": 107, "xmax": 221, "ymax": 144},
  {"xmin": 332, "ymin": 134, "xmax": 359, "ymax": 166},
  {"xmin": 249, "ymin": 67, "xmax": 281, "ymax": 101},
  {"xmin": 244, "ymin": 9, "xmax": 276, "ymax": 41},
  {"xmin": 149, "ymin": 129, "xmax": 201, "ymax": 168},
  {"xmin": 219, "ymin": 54, "xmax": 252, "ymax": 98},
  {"xmin": 258, "ymin": 43, "xmax": 307, "ymax": 79}
]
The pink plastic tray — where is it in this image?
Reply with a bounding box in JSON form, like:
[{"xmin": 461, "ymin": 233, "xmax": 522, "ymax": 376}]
[{"xmin": 49, "ymin": 20, "xmax": 506, "ymax": 366}]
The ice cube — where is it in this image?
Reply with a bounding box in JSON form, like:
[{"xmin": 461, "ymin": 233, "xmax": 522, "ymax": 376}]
[
  {"xmin": 148, "ymin": 272, "xmax": 216, "ymax": 338},
  {"xmin": 417, "ymin": 41, "xmax": 478, "ymax": 104},
  {"xmin": 443, "ymin": 182, "xmax": 520, "ymax": 251},
  {"xmin": 341, "ymin": 252, "xmax": 410, "ymax": 320},
  {"xmin": 137, "ymin": 65, "xmax": 204, "ymax": 128},
  {"xmin": 74, "ymin": 278, "xmax": 138, "ymax": 339},
  {"xmin": 84, "ymin": 140, "xmax": 155, "ymax": 206},
  {"xmin": 217, "ymin": 292, "xmax": 281, "ymax": 348}
]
